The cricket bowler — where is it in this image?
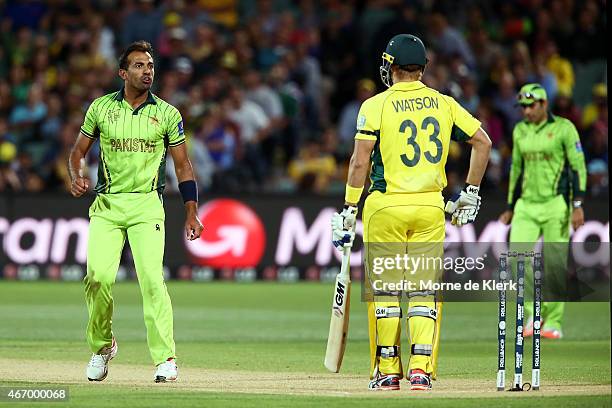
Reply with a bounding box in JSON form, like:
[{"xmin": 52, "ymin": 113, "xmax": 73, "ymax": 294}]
[
  {"xmin": 331, "ymin": 34, "xmax": 491, "ymax": 390},
  {"xmin": 499, "ymin": 83, "xmax": 587, "ymax": 339},
  {"xmin": 68, "ymin": 41, "xmax": 203, "ymax": 382}
]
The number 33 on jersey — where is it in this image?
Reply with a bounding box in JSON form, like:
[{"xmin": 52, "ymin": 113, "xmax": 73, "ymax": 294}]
[{"xmin": 355, "ymin": 80, "xmax": 481, "ymax": 196}]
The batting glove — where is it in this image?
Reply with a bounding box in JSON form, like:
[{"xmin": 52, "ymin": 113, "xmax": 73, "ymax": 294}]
[
  {"xmin": 444, "ymin": 185, "xmax": 481, "ymax": 226},
  {"xmin": 332, "ymin": 206, "xmax": 357, "ymax": 249}
]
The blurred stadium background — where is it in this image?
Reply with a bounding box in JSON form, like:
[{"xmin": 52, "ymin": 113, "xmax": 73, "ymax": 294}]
[
  {"xmin": 0, "ymin": 0, "xmax": 608, "ymax": 276},
  {"xmin": 0, "ymin": 2, "xmax": 609, "ymax": 406}
]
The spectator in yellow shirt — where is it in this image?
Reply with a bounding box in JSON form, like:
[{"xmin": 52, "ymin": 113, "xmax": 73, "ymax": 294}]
[
  {"xmin": 544, "ymin": 41, "xmax": 575, "ymax": 96},
  {"xmin": 582, "ymin": 83, "xmax": 607, "ymax": 130},
  {"xmin": 288, "ymin": 138, "xmax": 337, "ymax": 192}
]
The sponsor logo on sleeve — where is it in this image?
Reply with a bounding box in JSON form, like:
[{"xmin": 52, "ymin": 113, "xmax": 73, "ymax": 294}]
[
  {"xmin": 575, "ymin": 141, "xmax": 583, "ymax": 152},
  {"xmin": 357, "ymin": 114, "xmax": 366, "ymax": 130}
]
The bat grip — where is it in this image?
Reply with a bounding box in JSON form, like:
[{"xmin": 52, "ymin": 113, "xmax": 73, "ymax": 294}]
[{"xmin": 339, "ymin": 247, "xmax": 351, "ymax": 279}]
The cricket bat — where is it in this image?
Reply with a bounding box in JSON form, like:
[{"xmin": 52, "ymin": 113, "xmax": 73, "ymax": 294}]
[{"xmin": 324, "ymin": 246, "xmax": 351, "ymax": 372}]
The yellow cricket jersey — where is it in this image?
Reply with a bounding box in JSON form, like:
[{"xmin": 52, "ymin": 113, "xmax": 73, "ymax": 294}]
[{"xmin": 355, "ymin": 80, "xmax": 481, "ymax": 196}]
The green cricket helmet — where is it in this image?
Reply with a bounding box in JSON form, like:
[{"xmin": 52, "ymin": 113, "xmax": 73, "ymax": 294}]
[
  {"xmin": 380, "ymin": 34, "xmax": 428, "ymax": 88},
  {"xmin": 517, "ymin": 83, "xmax": 548, "ymax": 106}
]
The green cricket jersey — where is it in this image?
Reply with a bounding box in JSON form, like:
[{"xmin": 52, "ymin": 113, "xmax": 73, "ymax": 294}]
[
  {"xmin": 80, "ymin": 88, "xmax": 185, "ymax": 194},
  {"xmin": 508, "ymin": 113, "xmax": 587, "ymax": 208}
]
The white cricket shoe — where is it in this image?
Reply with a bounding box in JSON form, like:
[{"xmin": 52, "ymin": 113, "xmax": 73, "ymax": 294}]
[
  {"xmin": 154, "ymin": 358, "xmax": 178, "ymax": 383},
  {"xmin": 86, "ymin": 337, "xmax": 117, "ymax": 381},
  {"xmin": 368, "ymin": 374, "xmax": 400, "ymax": 390}
]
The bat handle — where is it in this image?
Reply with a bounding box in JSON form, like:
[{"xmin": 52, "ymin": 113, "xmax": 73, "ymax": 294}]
[{"xmin": 340, "ymin": 247, "xmax": 351, "ymax": 279}]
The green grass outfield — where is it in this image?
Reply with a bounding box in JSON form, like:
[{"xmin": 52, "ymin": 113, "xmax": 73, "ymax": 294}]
[{"xmin": 0, "ymin": 281, "xmax": 610, "ymax": 407}]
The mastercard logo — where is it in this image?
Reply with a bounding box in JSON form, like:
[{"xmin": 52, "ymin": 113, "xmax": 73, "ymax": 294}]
[{"xmin": 184, "ymin": 199, "xmax": 266, "ymax": 267}]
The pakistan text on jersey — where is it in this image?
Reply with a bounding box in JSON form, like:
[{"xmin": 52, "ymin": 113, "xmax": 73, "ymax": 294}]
[
  {"xmin": 523, "ymin": 152, "xmax": 553, "ymax": 161},
  {"xmin": 391, "ymin": 96, "xmax": 439, "ymax": 113},
  {"xmin": 110, "ymin": 138, "xmax": 156, "ymax": 153}
]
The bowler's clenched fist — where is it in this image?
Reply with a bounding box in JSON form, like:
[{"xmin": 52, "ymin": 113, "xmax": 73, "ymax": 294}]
[
  {"xmin": 185, "ymin": 214, "xmax": 203, "ymax": 241},
  {"xmin": 71, "ymin": 176, "xmax": 89, "ymax": 197}
]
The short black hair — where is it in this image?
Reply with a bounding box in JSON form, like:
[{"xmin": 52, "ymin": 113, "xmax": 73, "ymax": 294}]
[
  {"xmin": 118, "ymin": 41, "xmax": 153, "ymax": 70},
  {"xmin": 398, "ymin": 64, "xmax": 424, "ymax": 73}
]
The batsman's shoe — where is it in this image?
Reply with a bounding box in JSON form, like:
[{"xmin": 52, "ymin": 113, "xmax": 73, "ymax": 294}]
[
  {"xmin": 86, "ymin": 337, "xmax": 117, "ymax": 381},
  {"xmin": 154, "ymin": 358, "xmax": 178, "ymax": 383},
  {"xmin": 541, "ymin": 327, "xmax": 563, "ymax": 339},
  {"xmin": 368, "ymin": 374, "xmax": 400, "ymax": 391},
  {"xmin": 409, "ymin": 369, "xmax": 432, "ymax": 391}
]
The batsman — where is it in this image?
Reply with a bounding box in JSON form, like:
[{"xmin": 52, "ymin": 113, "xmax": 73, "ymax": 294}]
[
  {"xmin": 499, "ymin": 83, "xmax": 587, "ymax": 339},
  {"xmin": 331, "ymin": 34, "xmax": 491, "ymax": 390}
]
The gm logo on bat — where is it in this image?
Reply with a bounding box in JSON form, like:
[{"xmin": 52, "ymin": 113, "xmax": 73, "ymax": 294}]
[
  {"xmin": 335, "ymin": 281, "xmax": 346, "ymax": 306},
  {"xmin": 185, "ymin": 199, "xmax": 266, "ymax": 268},
  {"xmin": 333, "ymin": 281, "xmax": 346, "ymax": 318}
]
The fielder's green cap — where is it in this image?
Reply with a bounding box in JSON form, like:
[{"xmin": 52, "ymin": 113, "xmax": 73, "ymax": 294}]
[{"xmin": 517, "ymin": 83, "xmax": 547, "ymax": 105}]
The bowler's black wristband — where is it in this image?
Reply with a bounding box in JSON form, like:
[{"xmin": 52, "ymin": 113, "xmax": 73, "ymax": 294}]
[{"xmin": 178, "ymin": 180, "xmax": 198, "ymax": 203}]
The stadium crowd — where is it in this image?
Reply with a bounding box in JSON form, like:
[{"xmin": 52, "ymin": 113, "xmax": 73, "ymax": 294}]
[{"xmin": 0, "ymin": 0, "xmax": 607, "ymax": 198}]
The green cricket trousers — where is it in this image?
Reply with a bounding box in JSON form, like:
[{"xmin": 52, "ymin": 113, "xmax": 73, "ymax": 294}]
[
  {"xmin": 84, "ymin": 191, "xmax": 175, "ymax": 365},
  {"xmin": 509, "ymin": 195, "xmax": 570, "ymax": 330}
]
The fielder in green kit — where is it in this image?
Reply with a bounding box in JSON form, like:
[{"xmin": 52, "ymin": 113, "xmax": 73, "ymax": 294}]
[
  {"xmin": 68, "ymin": 41, "xmax": 203, "ymax": 382},
  {"xmin": 499, "ymin": 83, "xmax": 587, "ymax": 339}
]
